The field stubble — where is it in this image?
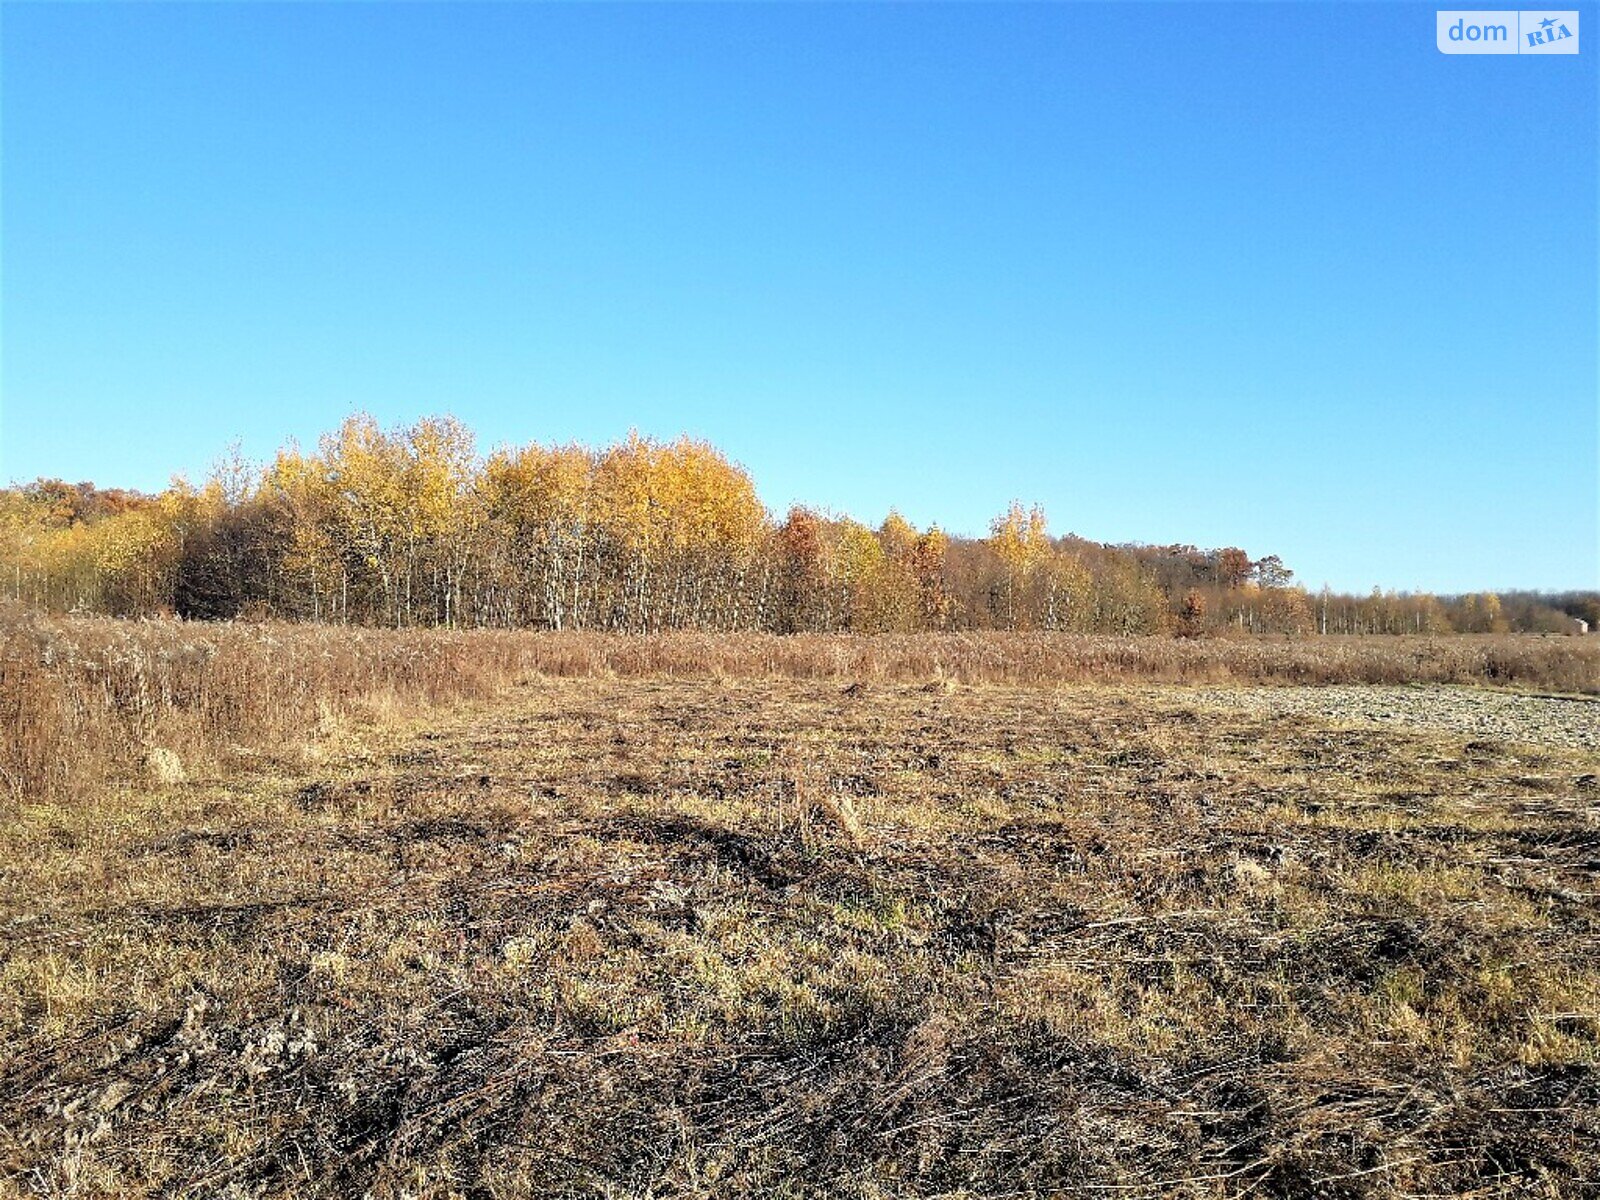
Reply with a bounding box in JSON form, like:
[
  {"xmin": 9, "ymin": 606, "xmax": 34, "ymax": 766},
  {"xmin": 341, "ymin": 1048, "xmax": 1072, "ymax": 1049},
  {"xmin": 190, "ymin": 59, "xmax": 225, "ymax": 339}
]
[{"xmin": 1, "ymin": 649, "xmax": 1598, "ymax": 1196}]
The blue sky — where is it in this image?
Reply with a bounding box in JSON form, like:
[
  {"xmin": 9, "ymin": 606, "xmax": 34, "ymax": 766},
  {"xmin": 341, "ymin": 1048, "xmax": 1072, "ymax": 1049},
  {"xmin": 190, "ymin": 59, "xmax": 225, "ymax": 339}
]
[{"xmin": 2, "ymin": 2, "xmax": 1595, "ymax": 593}]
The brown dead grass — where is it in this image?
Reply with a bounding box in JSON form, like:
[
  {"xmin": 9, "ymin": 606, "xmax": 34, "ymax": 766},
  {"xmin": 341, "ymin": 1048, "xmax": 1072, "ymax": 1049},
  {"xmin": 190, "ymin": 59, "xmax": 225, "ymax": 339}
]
[
  {"xmin": 3, "ymin": 608, "xmax": 1597, "ymax": 807},
  {"xmin": 1, "ymin": 673, "xmax": 1597, "ymax": 1197}
]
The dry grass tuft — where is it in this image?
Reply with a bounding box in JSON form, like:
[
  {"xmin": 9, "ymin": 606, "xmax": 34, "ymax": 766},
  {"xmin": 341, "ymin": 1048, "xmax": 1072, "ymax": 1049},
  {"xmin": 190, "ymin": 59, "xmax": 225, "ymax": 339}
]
[{"xmin": 140, "ymin": 746, "xmax": 186, "ymax": 786}]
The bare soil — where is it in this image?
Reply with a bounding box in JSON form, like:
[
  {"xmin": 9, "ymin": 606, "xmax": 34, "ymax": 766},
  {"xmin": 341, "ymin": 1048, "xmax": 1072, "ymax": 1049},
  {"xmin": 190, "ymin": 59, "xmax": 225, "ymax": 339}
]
[{"xmin": 1191, "ymin": 684, "xmax": 1600, "ymax": 753}]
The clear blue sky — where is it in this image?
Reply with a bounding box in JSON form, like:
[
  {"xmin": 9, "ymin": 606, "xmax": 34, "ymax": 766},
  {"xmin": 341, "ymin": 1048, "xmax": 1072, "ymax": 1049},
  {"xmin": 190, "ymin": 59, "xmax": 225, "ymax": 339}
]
[{"xmin": 2, "ymin": 2, "xmax": 1595, "ymax": 593}]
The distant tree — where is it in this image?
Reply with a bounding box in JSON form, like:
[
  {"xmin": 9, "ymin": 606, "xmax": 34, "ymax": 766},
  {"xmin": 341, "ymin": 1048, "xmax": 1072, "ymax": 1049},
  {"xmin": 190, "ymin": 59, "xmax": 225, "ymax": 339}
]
[
  {"xmin": 910, "ymin": 526, "xmax": 952, "ymax": 628},
  {"xmin": 774, "ymin": 507, "xmax": 828, "ymax": 633},
  {"xmin": 1255, "ymin": 554, "xmax": 1293, "ymax": 589},
  {"xmin": 1215, "ymin": 547, "xmax": 1254, "ymax": 589},
  {"xmin": 987, "ymin": 502, "xmax": 1049, "ymax": 629},
  {"xmin": 1177, "ymin": 589, "xmax": 1207, "ymax": 638}
]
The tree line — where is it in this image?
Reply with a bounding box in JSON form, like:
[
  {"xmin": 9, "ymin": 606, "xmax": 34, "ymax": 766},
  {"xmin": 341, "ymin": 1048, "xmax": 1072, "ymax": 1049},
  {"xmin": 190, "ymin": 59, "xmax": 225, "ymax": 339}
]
[{"xmin": 0, "ymin": 415, "xmax": 1591, "ymax": 636}]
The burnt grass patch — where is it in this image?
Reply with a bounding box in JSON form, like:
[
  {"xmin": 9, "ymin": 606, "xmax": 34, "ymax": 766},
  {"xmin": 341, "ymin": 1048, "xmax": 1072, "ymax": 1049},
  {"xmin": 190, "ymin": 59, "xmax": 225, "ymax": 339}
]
[{"xmin": 2, "ymin": 677, "xmax": 1598, "ymax": 1197}]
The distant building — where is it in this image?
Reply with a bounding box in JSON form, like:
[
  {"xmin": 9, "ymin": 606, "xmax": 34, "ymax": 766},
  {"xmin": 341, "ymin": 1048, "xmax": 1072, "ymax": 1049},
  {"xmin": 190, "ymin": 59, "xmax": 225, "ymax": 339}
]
[{"xmin": 1577, "ymin": 618, "xmax": 1590, "ymax": 636}]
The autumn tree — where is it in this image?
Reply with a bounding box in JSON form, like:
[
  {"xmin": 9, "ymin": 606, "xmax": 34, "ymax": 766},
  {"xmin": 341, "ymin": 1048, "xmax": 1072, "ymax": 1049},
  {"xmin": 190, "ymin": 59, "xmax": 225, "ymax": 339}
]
[
  {"xmin": 1215, "ymin": 547, "xmax": 1254, "ymax": 589},
  {"xmin": 478, "ymin": 442, "xmax": 594, "ymax": 628},
  {"xmin": 262, "ymin": 445, "xmax": 345, "ymax": 621},
  {"xmin": 987, "ymin": 502, "xmax": 1049, "ymax": 629},
  {"xmin": 1178, "ymin": 589, "xmax": 1207, "ymax": 638},
  {"xmin": 910, "ymin": 526, "xmax": 952, "ymax": 629},
  {"xmin": 773, "ymin": 507, "xmax": 827, "ymax": 633}
]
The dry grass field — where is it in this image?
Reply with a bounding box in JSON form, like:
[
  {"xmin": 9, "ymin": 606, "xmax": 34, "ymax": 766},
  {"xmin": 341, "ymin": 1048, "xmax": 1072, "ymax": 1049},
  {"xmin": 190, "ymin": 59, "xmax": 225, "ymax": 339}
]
[
  {"xmin": 3, "ymin": 612, "xmax": 1597, "ymax": 808},
  {"xmin": 2, "ymin": 620, "xmax": 1599, "ymax": 1197}
]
